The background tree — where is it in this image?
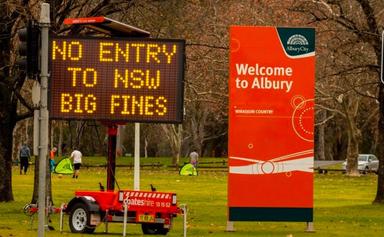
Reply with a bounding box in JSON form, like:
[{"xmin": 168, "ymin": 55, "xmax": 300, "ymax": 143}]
[
  {"xmin": 0, "ymin": 0, "xmax": 136, "ymax": 202},
  {"xmin": 292, "ymin": 0, "xmax": 384, "ymax": 200},
  {"xmin": 0, "ymin": 0, "xmax": 36, "ymax": 202},
  {"xmin": 2, "ymin": 0, "xmax": 384, "ymax": 204}
]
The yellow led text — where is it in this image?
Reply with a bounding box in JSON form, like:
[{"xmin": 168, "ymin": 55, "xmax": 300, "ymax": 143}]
[
  {"xmin": 60, "ymin": 93, "xmax": 96, "ymax": 114},
  {"xmin": 99, "ymin": 42, "xmax": 114, "ymax": 62},
  {"xmin": 162, "ymin": 44, "xmax": 177, "ymax": 64},
  {"xmin": 67, "ymin": 67, "xmax": 97, "ymax": 87},
  {"xmin": 146, "ymin": 44, "xmax": 161, "ymax": 63},
  {"xmin": 52, "ymin": 40, "xmax": 83, "ymax": 61},
  {"xmin": 99, "ymin": 42, "xmax": 177, "ymax": 64},
  {"xmin": 114, "ymin": 69, "xmax": 160, "ymax": 89},
  {"xmin": 110, "ymin": 95, "xmax": 167, "ymax": 116}
]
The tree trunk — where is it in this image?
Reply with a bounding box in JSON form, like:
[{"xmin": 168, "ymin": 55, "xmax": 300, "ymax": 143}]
[
  {"xmin": 343, "ymin": 98, "xmax": 361, "ymax": 176},
  {"xmin": 317, "ymin": 125, "xmax": 326, "ymax": 160},
  {"xmin": 190, "ymin": 107, "xmax": 207, "ymax": 156},
  {"xmin": 58, "ymin": 121, "xmax": 63, "ymax": 157},
  {"xmin": 25, "ymin": 119, "xmax": 29, "ymax": 144},
  {"xmin": 0, "ymin": 123, "xmax": 15, "ymax": 202},
  {"xmin": 316, "ymin": 110, "xmax": 326, "ymax": 160},
  {"xmin": 345, "ymin": 114, "xmax": 361, "ymax": 176},
  {"xmin": 50, "ymin": 120, "xmax": 54, "ymax": 149},
  {"xmin": 144, "ymin": 137, "xmax": 148, "ymax": 158},
  {"xmin": 0, "ymin": 78, "xmax": 18, "ymax": 202},
  {"xmin": 345, "ymin": 131, "xmax": 360, "ymax": 176},
  {"xmin": 161, "ymin": 124, "xmax": 183, "ymax": 168},
  {"xmin": 173, "ymin": 124, "xmax": 183, "ymax": 167},
  {"xmin": 31, "ymin": 154, "xmax": 53, "ymax": 205},
  {"xmin": 374, "ymin": 83, "xmax": 384, "ymax": 203},
  {"xmin": 12, "ymin": 123, "xmax": 22, "ymax": 165}
]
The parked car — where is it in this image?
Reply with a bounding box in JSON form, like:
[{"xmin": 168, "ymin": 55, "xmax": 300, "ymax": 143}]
[{"xmin": 342, "ymin": 154, "xmax": 379, "ymax": 173}]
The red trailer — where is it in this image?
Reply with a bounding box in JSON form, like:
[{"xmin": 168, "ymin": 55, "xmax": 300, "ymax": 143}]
[
  {"xmin": 64, "ymin": 189, "xmax": 180, "ymax": 234},
  {"xmin": 61, "ymin": 125, "xmax": 180, "ymax": 235}
]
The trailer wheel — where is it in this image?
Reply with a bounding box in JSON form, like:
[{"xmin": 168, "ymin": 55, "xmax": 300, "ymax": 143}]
[
  {"xmin": 69, "ymin": 202, "xmax": 96, "ymax": 233},
  {"xmin": 141, "ymin": 223, "xmax": 169, "ymax": 235}
]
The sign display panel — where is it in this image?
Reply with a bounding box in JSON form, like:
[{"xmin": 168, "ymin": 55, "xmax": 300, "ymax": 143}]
[
  {"xmin": 228, "ymin": 26, "xmax": 315, "ymax": 221},
  {"xmin": 49, "ymin": 36, "xmax": 185, "ymax": 123}
]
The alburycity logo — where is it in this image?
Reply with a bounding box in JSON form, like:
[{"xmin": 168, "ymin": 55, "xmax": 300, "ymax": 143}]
[{"xmin": 286, "ymin": 34, "xmax": 310, "ymax": 54}]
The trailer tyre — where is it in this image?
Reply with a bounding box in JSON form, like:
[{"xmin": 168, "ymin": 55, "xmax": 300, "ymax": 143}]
[
  {"xmin": 69, "ymin": 202, "xmax": 96, "ymax": 233},
  {"xmin": 142, "ymin": 223, "xmax": 169, "ymax": 235}
]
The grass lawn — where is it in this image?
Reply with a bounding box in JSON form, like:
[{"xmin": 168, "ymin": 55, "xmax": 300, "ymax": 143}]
[
  {"xmin": 0, "ymin": 164, "xmax": 384, "ymax": 236},
  {"xmin": 77, "ymin": 156, "xmax": 228, "ymax": 168}
]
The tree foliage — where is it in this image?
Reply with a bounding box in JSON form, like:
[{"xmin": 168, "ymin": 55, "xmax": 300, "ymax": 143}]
[
  {"xmin": 1, "ymin": 0, "xmax": 384, "ymax": 203},
  {"xmin": 292, "ymin": 0, "xmax": 384, "ymax": 200}
]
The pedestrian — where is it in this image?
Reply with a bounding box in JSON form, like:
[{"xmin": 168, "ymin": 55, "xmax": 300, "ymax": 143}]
[
  {"xmin": 49, "ymin": 147, "xmax": 57, "ymax": 172},
  {"xmin": 70, "ymin": 149, "xmax": 82, "ymax": 179},
  {"xmin": 189, "ymin": 149, "xmax": 199, "ymax": 167},
  {"xmin": 19, "ymin": 143, "xmax": 31, "ymax": 175}
]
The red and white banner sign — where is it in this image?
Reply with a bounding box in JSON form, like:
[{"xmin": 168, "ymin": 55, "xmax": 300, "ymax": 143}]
[{"xmin": 228, "ymin": 26, "xmax": 315, "ymax": 221}]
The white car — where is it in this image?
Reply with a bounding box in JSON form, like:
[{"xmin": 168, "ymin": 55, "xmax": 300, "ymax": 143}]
[{"xmin": 342, "ymin": 154, "xmax": 379, "ymax": 173}]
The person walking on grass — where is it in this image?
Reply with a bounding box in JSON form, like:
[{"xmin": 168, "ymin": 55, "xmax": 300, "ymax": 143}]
[
  {"xmin": 189, "ymin": 149, "xmax": 199, "ymax": 167},
  {"xmin": 70, "ymin": 149, "xmax": 82, "ymax": 179},
  {"xmin": 19, "ymin": 143, "xmax": 31, "ymax": 175},
  {"xmin": 49, "ymin": 147, "xmax": 57, "ymax": 172}
]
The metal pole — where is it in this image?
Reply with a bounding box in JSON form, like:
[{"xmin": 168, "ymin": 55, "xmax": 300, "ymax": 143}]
[
  {"xmin": 181, "ymin": 204, "xmax": 187, "ymax": 237},
  {"xmin": 38, "ymin": 3, "xmax": 50, "ymax": 237},
  {"xmin": 123, "ymin": 200, "xmax": 128, "ymax": 236},
  {"xmin": 104, "ymin": 209, "xmax": 109, "ymax": 233},
  {"xmin": 59, "ymin": 203, "xmax": 64, "ymax": 233},
  {"xmin": 116, "ymin": 125, "xmax": 122, "ymax": 156},
  {"xmin": 134, "ymin": 123, "xmax": 140, "ymax": 190},
  {"xmin": 33, "ymin": 110, "xmax": 39, "ymax": 156},
  {"xmin": 107, "ymin": 125, "xmax": 117, "ymax": 191},
  {"xmin": 32, "ymin": 82, "xmax": 40, "ymax": 156}
]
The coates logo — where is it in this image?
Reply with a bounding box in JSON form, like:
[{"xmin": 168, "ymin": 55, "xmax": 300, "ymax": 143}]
[
  {"xmin": 286, "ymin": 34, "xmax": 309, "ymax": 54},
  {"xmin": 127, "ymin": 198, "xmax": 145, "ymax": 206}
]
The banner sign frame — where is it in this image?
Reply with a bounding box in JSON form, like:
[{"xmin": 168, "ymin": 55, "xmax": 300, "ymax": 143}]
[{"xmin": 228, "ymin": 26, "xmax": 315, "ymax": 222}]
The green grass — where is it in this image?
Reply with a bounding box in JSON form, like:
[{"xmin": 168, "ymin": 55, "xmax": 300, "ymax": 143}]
[
  {"xmin": 1, "ymin": 165, "xmax": 384, "ymax": 236},
  {"xmin": 52, "ymin": 156, "xmax": 228, "ymax": 168}
]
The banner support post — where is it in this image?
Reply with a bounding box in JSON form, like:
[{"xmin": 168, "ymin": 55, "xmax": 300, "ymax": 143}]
[
  {"xmin": 226, "ymin": 221, "xmax": 235, "ymax": 232},
  {"xmin": 306, "ymin": 222, "xmax": 315, "ymax": 232}
]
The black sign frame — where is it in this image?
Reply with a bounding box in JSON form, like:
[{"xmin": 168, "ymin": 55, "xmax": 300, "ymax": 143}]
[{"xmin": 49, "ymin": 36, "xmax": 185, "ymax": 123}]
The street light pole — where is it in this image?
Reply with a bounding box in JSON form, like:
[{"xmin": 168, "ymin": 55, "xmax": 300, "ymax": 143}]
[{"xmin": 38, "ymin": 3, "xmax": 50, "ymax": 237}]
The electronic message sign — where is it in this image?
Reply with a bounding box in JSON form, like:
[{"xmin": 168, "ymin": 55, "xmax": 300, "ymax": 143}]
[
  {"xmin": 49, "ymin": 36, "xmax": 185, "ymax": 123},
  {"xmin": 228, "ymin": 26, "xmax": 315, "ymax": 222}
]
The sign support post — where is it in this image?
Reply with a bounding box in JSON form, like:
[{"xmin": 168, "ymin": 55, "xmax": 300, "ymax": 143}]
[
  {"xmin": 306, "ymin": 221, "xmax": 315, "ymax": 232},
  {"xmin": 38, "ymin": 3, "xmax": 50, "ymax": 237},
  {"xmin": 107, "ymin": 125, "xmax": 117, "ymax": 191},
  {"xmin": 134, "ymin": 123, "xmax": 140, "ymax": 190},
  {"xmin": 226, "ymin": 221, "xmax": 235, "ymax": 232}
]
